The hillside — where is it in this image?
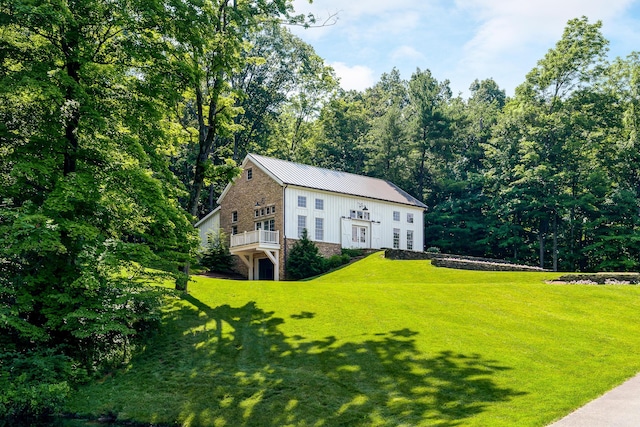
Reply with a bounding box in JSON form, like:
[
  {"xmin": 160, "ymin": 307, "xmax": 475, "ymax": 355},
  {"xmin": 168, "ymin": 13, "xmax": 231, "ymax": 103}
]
[{"xmin": 66, "ymin": 253, "xmax": 640, "ymax": 426}]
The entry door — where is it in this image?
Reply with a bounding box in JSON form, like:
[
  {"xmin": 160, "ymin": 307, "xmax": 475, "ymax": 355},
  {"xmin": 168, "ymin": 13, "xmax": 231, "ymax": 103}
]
[
  {"xmin": 258, "ymin": 258, "xmax": 275, "ymax": 280},
  {"xmin": 351, "ymin": 225, "xmax": 368, "ymax": 249}
]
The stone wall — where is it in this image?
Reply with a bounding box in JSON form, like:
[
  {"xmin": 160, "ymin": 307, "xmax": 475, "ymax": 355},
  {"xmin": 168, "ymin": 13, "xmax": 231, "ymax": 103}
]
[{"xmin": 384, "ymin": 249, "xmax": 546, "ymax": 271}]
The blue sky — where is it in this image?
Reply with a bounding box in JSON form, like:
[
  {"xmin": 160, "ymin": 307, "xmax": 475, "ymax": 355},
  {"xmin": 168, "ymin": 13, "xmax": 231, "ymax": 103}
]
[{"xmin": 290, "ymin": 0, "xmax": 640, "ymax": 97}]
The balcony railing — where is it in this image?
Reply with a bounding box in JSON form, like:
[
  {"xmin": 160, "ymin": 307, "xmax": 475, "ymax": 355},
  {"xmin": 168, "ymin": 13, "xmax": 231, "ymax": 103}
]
[{"xmin": 230, "ymin": 229, "xmax": 279, "ymax": 248}]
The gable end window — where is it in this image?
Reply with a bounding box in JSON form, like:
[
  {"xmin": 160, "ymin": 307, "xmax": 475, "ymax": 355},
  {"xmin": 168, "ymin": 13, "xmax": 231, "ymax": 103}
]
[
  {"xmin": 247, "ymin": 168, "xmax": 253, "ymax": 180},
  {"xmin": 393, "ymin": 211, "xmax": 400, "ymax": 221},
  {"xmin": 298, "ymin": 196, "xmax": 307, "ymax": 208}
]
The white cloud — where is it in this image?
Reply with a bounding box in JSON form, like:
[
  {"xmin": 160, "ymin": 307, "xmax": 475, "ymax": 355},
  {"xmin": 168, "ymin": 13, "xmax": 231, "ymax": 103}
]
[
  {"xmin": 330, "ymin": 62, "xmax": 376, "ymax": 91},
  {"xmin": 391, "ymin": 45, "xmax": 426, "ymax": 62}
]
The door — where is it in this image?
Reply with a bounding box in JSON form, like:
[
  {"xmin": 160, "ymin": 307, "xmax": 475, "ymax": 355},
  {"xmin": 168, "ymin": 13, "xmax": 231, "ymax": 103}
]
[
  {"xmin": 258, "ymin": 258, "xmax": 275, "ymax": 280},
  {"xmin": 351, "ymin": 225, "xmax": 369, "ymax": 249}
]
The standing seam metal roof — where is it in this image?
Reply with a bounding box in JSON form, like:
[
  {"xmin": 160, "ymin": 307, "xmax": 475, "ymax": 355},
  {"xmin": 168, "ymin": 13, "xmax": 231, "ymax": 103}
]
[{"xmin": 248, "ymin": 154, "xmax": 427, "ymax": 209}]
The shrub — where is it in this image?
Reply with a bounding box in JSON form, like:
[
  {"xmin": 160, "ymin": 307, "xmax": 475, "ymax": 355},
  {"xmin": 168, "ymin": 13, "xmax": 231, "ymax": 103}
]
[
  {"xmin": 341, "ymin": 248, "xmax": 364, "ymax": 258},
  {"xmin": 200, "ymin": 230, "xmax": 233, "ymax": 273},
  {"xmin": 324, "ymin": 254, "xmax": 351, "ymax": 271},
  {"xmin": 0, "ymin": 350, "xmax": 72, "ymax": 423},
  {"xmin": 286, "ymin": 229, "xmax": 325, "ymax": 280},
  {"xmin": 426, "ymin": 246, "xmax": 441, "ymax": 253}
]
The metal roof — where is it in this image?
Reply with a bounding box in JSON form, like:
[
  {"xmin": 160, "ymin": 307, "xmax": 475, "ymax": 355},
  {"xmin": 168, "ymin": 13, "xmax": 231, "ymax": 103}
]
[{"xmin": 247, "ymin": 154, "xmax": 427, "ymax": 209}]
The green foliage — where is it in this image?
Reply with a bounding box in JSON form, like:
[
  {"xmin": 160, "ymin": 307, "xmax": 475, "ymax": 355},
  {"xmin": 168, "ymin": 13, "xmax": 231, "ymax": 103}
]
[
  {"xmin": 341, "ymin": 248, "xmax": 364, "ymax": 258},
  {"xmin": 323, "ymin": 253, "xmax": 351, "ymax": 271},
  {"xmin": 200, "ymin": 231, "xmax": 234, "ymax": 273},
  {"xmin": 0, "ymin": 350, "xmax": 72, "ymax": 422},
  {"xmin": 286, "ymin": 229, "xmax": 325, "ymax": 280}
]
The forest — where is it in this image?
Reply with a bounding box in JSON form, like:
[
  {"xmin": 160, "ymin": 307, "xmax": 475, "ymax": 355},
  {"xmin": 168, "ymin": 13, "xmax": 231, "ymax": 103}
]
[{"xmin": 0, "ymin": 0, "xmax": 638, "ymax": 421}]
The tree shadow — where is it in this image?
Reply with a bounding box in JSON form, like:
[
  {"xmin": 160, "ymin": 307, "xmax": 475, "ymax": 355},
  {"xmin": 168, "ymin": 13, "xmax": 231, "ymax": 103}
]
[{"xmin": 98, "ymin": 294, "xmax": 526, "ymax": 426}]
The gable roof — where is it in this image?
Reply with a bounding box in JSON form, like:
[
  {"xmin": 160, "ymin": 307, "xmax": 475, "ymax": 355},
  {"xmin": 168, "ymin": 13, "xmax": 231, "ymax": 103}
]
[{"xmin": 241, "ymin": 153, "xmax": 427, "ymax": 209}]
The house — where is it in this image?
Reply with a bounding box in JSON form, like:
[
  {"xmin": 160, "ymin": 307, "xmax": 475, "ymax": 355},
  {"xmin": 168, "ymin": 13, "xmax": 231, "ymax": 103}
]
[{"xmin": 196, "ymin": 153, "xmax": 427, "ymax": 280}]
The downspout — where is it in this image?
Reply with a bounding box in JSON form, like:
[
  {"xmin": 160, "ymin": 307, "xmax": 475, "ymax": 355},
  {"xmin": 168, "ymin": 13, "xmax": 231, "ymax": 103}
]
[{"xmin": 283, "ymin": 184, "xmax": 288, "ymax": 278}]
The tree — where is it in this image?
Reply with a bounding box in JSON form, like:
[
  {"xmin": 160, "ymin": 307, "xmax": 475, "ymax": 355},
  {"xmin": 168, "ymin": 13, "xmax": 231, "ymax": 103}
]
[
  {"xmin": 486, "ymin": 17, "xmax": 610, "ymax": 270},
  {"xmin": 0, "ymin": 0, "xmax": 197, "ymax": 417},
  {"xmin": 286, "ymin": 229, "xmax": 324, "ymax": 279}
]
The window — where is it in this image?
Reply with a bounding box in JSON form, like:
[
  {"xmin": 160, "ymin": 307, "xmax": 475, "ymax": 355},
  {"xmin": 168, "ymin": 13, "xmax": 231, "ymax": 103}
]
[
  {"xmin": 231, "ymin": 211, "xmax": 238, "ymax": 223},
  {"xmin": 393, "ymin": 228, "xmax": 400, "ymax": 249},
  {"xmin": 357, "ymin": 211, "xmax": 363, "ymax": 219},
  {"xmin": 271, "ymin": 206, "xmax": 276, "ymax": 214},
  {"xmin": 265, "ymin": 219, "xmax": 275, "ymax": 231},
  {"xmin": 315, "ymin": 198, "xmax": 324, "ymax": 210},
  {"xmin": 255, "ymin": 222, "xmax": 262, "ymax": 230},
  {"xmin": 260, "ymin": 208, "xmax": 265, "ymax": 216},
  {"xmin": 407, "ymin": 230, "xmax": 414, "ymax": 250},
  {"xmin": 364, "ymin": 211, "xmax": 370, "ymax": 220},
  {"xmin": 393, "ymin": 211, "xmax": 400, "ymax": 221},
  {"xmin": 315, "ymin": 218, "xmax": 324, "ymax": 241},
  {"xmin": 247, "ymin": 168, "xmax": 253, "ymax": 180},
  {"xmin": 297, "ymin": 215, "xmax": 306, "ymax": 238},
  {"xmin": 407, "ymin": 213, "xmax": 414, "ymax": 224},
  {"xmin": 255, "ymin": 210, "xmax": 260, "ymax": 218},
  {"xmin": 231, "ymin": 225, "xmax": 238, "ymax": 235},
  {"xmin": 298, "ymin": 196, "xmax": 307, "ymax": 208},
  {"xmin": 350, "ymin": 210, "xmax": 356, "ymax": 219}
]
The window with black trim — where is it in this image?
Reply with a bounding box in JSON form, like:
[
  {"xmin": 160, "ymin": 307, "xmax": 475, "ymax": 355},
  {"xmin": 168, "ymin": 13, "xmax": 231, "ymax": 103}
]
[
  {"xmin": 247, "ymin": 168, "xmax": 253, "ymax": 180},
  {"xmin": 231, "ymin": 225, "xmax": 238, "ymax": 235},
  {"xmin": 231, "ymin": 211, "xmax": 238, "ymax": 223}
]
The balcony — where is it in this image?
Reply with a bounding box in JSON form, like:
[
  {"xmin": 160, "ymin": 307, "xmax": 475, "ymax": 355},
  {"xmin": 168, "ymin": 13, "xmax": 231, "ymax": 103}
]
[{"xmin": 230, "ymin": 229, "xmax": 280, "ymax": 250}]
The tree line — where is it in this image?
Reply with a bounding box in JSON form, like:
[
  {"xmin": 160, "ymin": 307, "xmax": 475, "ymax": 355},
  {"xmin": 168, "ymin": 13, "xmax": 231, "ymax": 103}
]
[{"xmin": 207, "ymin": 17, "xmax": 639, "ymax": 274}]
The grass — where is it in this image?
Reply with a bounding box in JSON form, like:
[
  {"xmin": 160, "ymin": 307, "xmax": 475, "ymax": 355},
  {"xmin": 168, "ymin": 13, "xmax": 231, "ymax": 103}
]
[{"xmin": 66, "ymin": 253, "xmax": 640, "ymax": 426}]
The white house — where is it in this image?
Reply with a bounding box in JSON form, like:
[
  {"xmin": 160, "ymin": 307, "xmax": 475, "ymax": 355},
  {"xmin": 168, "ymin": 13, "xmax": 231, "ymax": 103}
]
[{"xmin": 196, "ymin": 153, "xmax": 427, "ymax": 280}]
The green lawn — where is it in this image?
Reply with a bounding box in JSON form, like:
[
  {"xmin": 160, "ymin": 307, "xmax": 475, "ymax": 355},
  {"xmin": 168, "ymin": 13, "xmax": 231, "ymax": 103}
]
[{"xmin": 66, "ymin": 253, "xmax": 640, "ymax": 426}]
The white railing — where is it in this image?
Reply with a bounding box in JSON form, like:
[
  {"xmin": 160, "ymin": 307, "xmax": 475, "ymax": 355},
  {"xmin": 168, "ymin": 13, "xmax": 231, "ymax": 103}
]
[{"xmin": 230, "ymin": 229, "xmax": 279, "ymax": 248}]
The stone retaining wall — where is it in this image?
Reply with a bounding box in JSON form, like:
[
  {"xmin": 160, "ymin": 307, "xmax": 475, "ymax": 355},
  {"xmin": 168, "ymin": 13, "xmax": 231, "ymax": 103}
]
[{"xmin": 384, "ymin": 249, "xmax": 546, "ymax": 271}]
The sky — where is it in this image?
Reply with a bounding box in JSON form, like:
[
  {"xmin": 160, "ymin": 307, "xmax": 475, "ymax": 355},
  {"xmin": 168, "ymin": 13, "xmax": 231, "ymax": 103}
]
[{"xmin": 289, "ymin": 0, "xmax": 640, "ymax": 97}]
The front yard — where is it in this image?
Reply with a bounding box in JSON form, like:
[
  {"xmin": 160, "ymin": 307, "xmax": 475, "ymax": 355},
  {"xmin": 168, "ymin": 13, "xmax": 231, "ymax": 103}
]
[{"xmin": 67, "ymin": 253, "xmax": 640, "ymax": 426}]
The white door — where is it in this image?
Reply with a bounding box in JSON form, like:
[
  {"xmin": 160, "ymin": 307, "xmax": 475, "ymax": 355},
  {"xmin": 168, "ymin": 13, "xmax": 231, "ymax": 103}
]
[{"xmin": 351, "ymin": 225, "xmax": 369, "ymax": 249}]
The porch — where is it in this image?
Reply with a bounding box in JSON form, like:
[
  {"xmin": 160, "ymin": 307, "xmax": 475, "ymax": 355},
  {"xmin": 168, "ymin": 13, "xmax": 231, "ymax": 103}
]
[{"xmin": 230, "ymin": 230, "xmax": 281, "ymax": 281}]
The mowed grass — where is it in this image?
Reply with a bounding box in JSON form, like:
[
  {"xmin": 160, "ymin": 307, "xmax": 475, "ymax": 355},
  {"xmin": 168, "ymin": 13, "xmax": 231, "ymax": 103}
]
[{"xmin": 66, "ymin": 253, "xmax": 640, "ymax": 426}]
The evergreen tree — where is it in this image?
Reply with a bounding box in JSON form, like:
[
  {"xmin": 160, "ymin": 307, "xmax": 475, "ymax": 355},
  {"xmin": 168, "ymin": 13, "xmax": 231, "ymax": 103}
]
[{"xmin": 286, "ymin": 229, "xmax": 325, "ymax": 280}]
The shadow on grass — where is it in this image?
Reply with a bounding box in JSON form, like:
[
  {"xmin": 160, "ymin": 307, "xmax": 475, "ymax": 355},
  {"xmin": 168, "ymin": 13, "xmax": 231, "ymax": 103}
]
[{"xmin": 93, "ymin": 294, "xmax": 525, "ymax": 426}]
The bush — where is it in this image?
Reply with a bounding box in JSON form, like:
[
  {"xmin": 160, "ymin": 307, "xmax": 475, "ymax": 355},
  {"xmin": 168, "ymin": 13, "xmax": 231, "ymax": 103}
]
[
  {"xmin": 0, "ymin": 350, "xmax": 72, "ymax": 423},
  {"xmin": 201, "ymin": 230, "xmax": 233, "ymax": 273},
  {"xmin": 426, "ymin": 246, "xmax": 441, "ymax": 253},
  {"xmin": 286, "ymin": 229, "xmax": 325, "ymax": 280},
  {"xmin": 324, "ymin": 254, "xmax": 351, "ymax": 271},
  {"xmin": 341, "ymin": 248, "xmax": 364, "ymax": 258}
]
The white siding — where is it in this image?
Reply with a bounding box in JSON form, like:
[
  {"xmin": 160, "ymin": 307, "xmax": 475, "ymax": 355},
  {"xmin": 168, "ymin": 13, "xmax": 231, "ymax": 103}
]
[
  {"xmin": 284, "ymin": 186, "xmax": 424, "ymax": 251},
  {"xmin": 195, "ymin": 209, "xmax": 221, "ymax": 249}
]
